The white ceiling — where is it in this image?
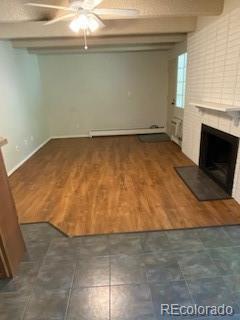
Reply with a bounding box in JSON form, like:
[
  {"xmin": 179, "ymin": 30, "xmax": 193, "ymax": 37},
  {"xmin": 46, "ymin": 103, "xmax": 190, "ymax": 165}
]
[
  {"xmin": 0, "ymin": 0, "xmax": 224, "ymax": 22},
  {"xmin": 0, "ymin": 0, "xmax": 224, "ymax": 52}
]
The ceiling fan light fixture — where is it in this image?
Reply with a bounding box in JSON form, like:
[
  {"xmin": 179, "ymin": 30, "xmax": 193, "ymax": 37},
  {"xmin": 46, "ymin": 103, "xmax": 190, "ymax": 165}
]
[
  {"xmin": 87, "ymin": 16, "xmax": 100, "ymax": 32},
  {"xmin": 26, "ymin": 0, "xmax": 139, "ymax": 48},
  {"xmin": 69, "ymin": 17, "xmax": 81, "ymax": 32},
  {"xmin": 69, "ymin": 14, "xmax": 89, "ymax": 32}
]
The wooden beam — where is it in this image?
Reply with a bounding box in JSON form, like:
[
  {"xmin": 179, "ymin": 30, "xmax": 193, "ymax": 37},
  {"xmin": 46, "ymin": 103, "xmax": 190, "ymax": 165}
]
[
  {"xmin": 28, "ymin": 44, "xmax": 174, "ymax": 55},
  {"xmin": 0, "ymin": 18, "xmax": 196, "ymax": 40},
  {"xmin": 12, "ymin": 34, "xmax": 186, "ymax": 49},
  {"xmin": 97, "ymin": 0, "xmax": 224, "ymax": 17},
  {"xmin": 0, "ymin": 0, "xmax": 224, "ymax": 23}
]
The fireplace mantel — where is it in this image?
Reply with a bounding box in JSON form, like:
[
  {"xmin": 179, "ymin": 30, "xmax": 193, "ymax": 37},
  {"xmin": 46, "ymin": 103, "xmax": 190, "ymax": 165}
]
[{"xmin": 190, "ymin": 101, "xmax": 240, "ymax": 125}]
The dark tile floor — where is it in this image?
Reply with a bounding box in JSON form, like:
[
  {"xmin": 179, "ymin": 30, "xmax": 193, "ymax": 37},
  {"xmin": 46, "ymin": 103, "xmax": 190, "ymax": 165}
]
[{"xmin": 1, "ymin": 223, "xmax": 240, "ymax": 319}]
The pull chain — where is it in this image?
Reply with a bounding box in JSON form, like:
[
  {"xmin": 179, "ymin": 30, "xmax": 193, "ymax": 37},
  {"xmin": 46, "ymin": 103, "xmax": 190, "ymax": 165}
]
[{"xmin": 84, "ymin": 29, "xmax": 88, "ymax": 50}]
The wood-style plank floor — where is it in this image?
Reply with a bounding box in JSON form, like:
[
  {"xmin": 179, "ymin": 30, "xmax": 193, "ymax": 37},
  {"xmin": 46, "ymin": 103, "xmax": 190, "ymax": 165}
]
[{"xmin": 9, "ymin": 136, "xmax": 240, "ymax": 236}]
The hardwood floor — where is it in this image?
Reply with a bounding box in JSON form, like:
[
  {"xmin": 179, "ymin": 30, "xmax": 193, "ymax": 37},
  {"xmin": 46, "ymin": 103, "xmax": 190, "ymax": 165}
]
[{"xmin": 9, "ymin": 136, "xmax": 240, "ymax": 236}]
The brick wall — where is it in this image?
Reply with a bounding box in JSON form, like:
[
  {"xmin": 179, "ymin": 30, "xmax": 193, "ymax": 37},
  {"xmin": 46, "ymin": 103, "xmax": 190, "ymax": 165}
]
[{"xmin": 183, "ymin": 7, "xmax": 240, "ymax": 202}]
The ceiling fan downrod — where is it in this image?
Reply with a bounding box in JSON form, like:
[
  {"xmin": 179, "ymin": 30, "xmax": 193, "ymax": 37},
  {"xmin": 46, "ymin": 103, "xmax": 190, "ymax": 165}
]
[{"xmin": 69, "ymin": 0, "xmax": 85, "ymax": 9}]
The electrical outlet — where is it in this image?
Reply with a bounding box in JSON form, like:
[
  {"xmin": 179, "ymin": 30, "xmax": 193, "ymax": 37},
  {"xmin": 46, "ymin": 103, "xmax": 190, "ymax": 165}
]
[
  {"xmin": 30, "ymin": 136, "xmax": 34, "ymax": 142},
  {"xmin": 24, "ymin": 139, "xmax": 28, "ymax": 146},
  {"xmin": 16, "ymin": 146, "xmax": 20, "ymax": 152}
]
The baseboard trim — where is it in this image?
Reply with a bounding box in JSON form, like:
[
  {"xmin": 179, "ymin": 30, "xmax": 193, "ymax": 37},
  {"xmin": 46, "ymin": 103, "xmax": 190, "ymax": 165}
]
[
  {"xmin": 7, "ymin": 129, "xmax": 166, "ymax": 175},
  {"xmin": 89, "ymin": 127, "xmax": 165, "ymax": 137},
  {"xmin": 8, "ymin": 138, "xmax": 51, "ymax": 176},
  {"xmin": 51, "ymin": 134, "xmax": 89, "ymax": 139}
]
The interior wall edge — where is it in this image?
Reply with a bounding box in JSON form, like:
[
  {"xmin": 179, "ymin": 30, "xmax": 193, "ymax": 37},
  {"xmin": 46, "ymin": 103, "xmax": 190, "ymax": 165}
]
[
  {"xmin": 7, "ymin": 138, "xmax": 51, "ymax": 176},
  {"xmin": 8, "ymin": 126, "xmax": 168, "ymax": 175},
  {"xmin": 51, "ymin": 135, "xmax": 89, "ymax": 139},
  {"xmin": 0, "ymin": 40, "xmax": 49, "ymax": 173}
]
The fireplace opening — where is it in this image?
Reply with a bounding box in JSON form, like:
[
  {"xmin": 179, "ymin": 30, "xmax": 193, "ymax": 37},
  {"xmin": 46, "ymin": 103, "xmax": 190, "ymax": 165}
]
[{"xmin": 199, "ymin": 124, "xmax": 239, "ymax": 195}]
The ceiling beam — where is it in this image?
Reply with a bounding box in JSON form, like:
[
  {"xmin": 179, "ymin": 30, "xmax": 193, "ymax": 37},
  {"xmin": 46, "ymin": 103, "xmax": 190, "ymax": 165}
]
[
  {"xmin": 0, "ymin": 0, "xmax": 224, "ymax": 23},
  {"xmin": 97, "ymin": 0, "xmax": 224, "ymax": 17},
  {"xmin": 0, "ymin": 18, "xmax": 196, "ymax": 40},
  {"xmin": 12, "ymin": 34, "xmax": 186, "ymax": 49},
  {"xmin": 28, "ymin": 44, "xmax": 174, "ymax": 55}
]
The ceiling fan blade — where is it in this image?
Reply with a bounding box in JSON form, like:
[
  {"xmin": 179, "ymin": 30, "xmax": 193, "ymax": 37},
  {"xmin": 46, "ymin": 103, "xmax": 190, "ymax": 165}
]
[
  {"xmin": 94, "ymin": 8, "xmax": 139, "ymax": 17},
  {"xmin": 81, "ymin": 0, "xmax": 104, "ymax": 10},
  {"xmin": 44, "ymin": 13, "xmax": 76, "ymax": 25},
  {"xmin": 25, "ymin": 2, "xmax": 76, "ymax": 12}
]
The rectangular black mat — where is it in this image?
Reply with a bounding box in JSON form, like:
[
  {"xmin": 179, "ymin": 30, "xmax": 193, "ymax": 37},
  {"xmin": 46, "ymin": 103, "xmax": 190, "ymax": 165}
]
[
  {"xmin": 138, "ymin": 133, "xmax": 170, "ymax": 143},
  {"xmin": 175, "ymin": 166, "xmax": 231, "ymax": 201}
]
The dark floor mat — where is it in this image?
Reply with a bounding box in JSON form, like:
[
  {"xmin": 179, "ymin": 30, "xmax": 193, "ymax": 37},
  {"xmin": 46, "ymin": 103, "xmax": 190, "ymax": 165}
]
[
  {"xmin": 175, "ymin": 166, "xmax": 231, "ymax": 201},
  {"xmin": 138, "ymin": 133, "xmax": 170, "ymax": 142}
]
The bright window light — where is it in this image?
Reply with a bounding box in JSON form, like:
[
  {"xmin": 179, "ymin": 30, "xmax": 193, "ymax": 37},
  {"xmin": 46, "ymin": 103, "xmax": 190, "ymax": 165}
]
[{"xmin": 176, "ymin": 52, "xmax": 188, "ymax": 109}]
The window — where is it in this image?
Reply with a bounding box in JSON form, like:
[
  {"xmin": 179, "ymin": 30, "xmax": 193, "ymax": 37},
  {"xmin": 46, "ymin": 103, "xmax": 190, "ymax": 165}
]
[{"xmin": 176, "ymin": 52, "xmax": 188, "ymax": 108}]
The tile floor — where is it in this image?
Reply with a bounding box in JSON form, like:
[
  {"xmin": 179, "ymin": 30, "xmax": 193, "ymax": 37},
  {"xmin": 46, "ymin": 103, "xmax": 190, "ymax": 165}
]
[{"xmin": 1, "ymin": 223, "xmax": 240, "ymax": 319}]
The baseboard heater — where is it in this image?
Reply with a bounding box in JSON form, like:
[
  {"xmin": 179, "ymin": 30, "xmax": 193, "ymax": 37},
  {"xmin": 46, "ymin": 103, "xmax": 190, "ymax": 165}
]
[{"xmin": 89, "ymin": 127, "xmax": 165, "ymax": 137}]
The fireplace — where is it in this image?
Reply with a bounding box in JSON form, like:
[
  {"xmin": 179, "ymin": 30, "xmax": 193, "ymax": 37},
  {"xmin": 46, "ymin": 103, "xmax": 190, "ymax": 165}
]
[{"xmin": 199, "ymin": 124, "xmax": 239, "ymax": 195}]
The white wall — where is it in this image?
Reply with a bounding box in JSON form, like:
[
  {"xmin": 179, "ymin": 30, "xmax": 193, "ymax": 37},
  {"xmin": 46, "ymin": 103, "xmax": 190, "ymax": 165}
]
[
  {"xmin": 0, "ymin": 47, "xmax": 169, "ymax": 173},
  {"xmin": 38, "ymin": 51, "xmax": 168, "ymax": 137},
  {"xmin": 182, "ymin": 0, "xmax": 240, "ymax": 202},
  {"xmin": 0, "ymin": 41, "xmax": 48, "ymax": 173}
]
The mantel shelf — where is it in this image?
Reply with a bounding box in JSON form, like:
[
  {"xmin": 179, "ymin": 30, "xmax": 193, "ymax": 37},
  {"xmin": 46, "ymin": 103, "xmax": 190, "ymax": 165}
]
[{"xmin": 190, "ymin": 101, "xmax": 240, "ymax": 126}]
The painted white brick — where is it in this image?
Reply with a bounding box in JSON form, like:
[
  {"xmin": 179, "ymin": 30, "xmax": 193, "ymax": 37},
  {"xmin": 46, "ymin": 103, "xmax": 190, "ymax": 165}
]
[{"xmin": 183, "ymin": 7, "xmax": 240, "ymax": 203}]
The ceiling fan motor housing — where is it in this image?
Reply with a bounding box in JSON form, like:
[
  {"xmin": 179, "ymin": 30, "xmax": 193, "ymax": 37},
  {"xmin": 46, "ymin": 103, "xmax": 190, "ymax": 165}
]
[{"xmin": 69, "ymin": 0, "xmax": 86, "ymax": 9}]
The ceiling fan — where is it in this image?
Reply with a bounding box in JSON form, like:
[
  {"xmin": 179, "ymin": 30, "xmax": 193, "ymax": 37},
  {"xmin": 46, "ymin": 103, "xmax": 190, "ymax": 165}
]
[{"xmin": 26, "ymin": 0, "xmax": 140, "ymax": 49}]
